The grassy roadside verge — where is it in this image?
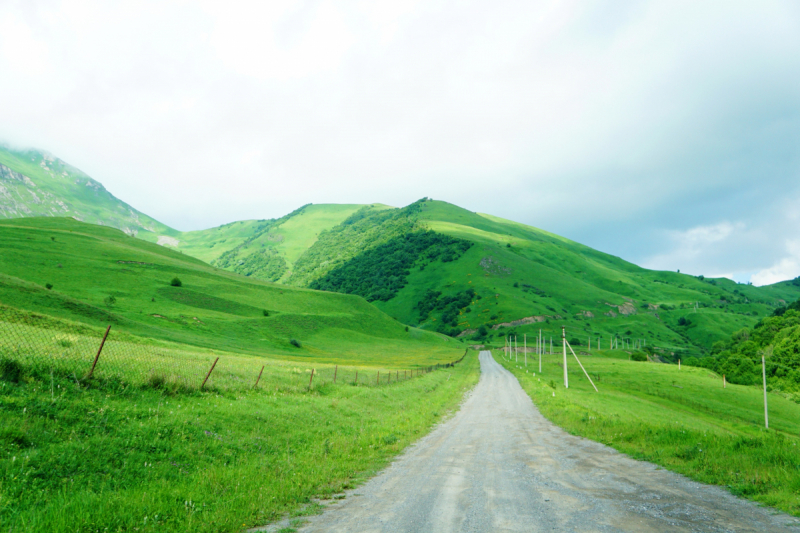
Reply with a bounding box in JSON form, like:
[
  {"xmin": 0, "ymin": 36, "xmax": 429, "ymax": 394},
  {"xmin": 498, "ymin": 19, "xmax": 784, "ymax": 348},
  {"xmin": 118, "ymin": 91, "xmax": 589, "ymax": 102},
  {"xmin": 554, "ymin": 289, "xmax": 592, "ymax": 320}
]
[
  {"xmin": 494, "ymin": 349, "xmax": 800, "ymax": 516},
  {"xmin": 0, "ymin": 351, "xmax": 480, "ymax": 532}
]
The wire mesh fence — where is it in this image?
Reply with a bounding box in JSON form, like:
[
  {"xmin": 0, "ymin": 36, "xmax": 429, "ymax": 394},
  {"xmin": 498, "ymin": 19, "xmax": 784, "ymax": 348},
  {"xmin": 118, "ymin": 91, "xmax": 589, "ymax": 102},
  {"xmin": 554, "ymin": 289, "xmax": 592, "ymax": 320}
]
[{"xmin": 0, "ymin": 304, "xmax": 468, "ymax": 393}]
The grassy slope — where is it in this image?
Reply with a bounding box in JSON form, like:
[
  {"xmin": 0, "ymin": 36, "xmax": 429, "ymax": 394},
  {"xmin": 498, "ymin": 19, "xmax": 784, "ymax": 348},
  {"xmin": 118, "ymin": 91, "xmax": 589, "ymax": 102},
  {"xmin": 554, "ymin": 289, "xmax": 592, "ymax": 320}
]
[
  {"xmin": 4, "ymin": 141, "xmax": 798, "ymax": 360},
  {"xmin": 0, "ymin": 344, "xmax": 480, "ymax": 532},
  {"xmin": 0, "ymin": 217, "xmax": 460, "ymax": 365},
  {"xmin": 174, "ymin": 204, "xmax": 393, "ymax": 283},
  {"xmin": 0, "ymin": 146, "xmax": 177, "ymax": 242},
  {"xmin": 174, "ymin": 219, "xmax": 274, "ymax": 264},
  {"xmin": 373, "ymin": 200, "xmax": 800, "ymax": 357},
  {"xmin": 496, "ymin": 349, "xmax": 800, "ymax": 515}
]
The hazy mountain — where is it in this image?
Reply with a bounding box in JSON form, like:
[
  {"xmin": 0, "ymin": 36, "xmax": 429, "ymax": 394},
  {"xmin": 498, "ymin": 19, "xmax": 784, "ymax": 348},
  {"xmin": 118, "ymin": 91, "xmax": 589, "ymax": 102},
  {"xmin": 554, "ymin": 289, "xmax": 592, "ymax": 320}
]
[{"xmin": 0, "ymin": 145, "xmax": 177, "ymax": 242}]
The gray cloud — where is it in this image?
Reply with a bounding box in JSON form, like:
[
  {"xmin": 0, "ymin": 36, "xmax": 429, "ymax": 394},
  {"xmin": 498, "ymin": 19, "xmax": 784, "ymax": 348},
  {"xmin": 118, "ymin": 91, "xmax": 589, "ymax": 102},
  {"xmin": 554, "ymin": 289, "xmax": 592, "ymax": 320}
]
[{"xmin": 1, "ymin": 0, "xmax": 799, "ymax": 284}]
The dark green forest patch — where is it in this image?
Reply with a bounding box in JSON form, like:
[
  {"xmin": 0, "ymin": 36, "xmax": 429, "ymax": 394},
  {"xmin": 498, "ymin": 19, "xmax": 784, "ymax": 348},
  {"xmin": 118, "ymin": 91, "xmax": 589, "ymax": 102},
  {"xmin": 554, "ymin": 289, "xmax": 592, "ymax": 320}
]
[{"xmin": 309, "ymin": 231, "xmax": 472, "ymax": 302}]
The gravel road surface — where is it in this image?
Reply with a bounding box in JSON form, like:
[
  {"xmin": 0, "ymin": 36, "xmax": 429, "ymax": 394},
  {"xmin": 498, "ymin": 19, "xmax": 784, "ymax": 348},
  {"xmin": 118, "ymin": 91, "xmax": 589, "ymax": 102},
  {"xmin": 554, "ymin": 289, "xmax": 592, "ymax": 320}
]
[{"xmin": 290, "ymin": 351, "xmax": 799, "ymax": 532}]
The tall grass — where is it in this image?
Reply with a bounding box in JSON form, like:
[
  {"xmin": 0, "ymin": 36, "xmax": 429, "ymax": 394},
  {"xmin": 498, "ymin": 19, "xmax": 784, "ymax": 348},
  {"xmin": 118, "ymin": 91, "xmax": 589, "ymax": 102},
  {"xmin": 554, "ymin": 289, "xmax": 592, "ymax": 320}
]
[{"xmin": 0, "ymin": 350, "xmax": 480, "ymax": 532}]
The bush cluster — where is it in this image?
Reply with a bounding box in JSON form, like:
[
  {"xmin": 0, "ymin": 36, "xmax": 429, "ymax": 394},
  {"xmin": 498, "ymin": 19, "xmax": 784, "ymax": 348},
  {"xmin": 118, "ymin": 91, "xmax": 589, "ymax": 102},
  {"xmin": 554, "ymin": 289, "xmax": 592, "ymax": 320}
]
[
  {"xmin": 415, "ymin": 288, "xmax": 476, "ymax": 336},
  {"xmin": 683, "ymin": 303, "xmax": 800, "ymax": 391}
]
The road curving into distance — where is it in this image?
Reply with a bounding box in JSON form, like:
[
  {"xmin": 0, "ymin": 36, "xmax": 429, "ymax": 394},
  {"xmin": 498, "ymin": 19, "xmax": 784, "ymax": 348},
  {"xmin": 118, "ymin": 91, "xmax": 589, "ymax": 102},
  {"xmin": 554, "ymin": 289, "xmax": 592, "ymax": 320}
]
[{"xmin": 288, "ymin": 351, "xmax": 799, "ymax": 532}]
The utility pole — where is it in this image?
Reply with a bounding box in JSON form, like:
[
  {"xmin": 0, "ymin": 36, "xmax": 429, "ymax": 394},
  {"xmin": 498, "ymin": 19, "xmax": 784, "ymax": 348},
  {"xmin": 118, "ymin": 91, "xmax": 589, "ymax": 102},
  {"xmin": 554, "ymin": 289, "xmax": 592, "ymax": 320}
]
[
  {"xmin": 562, "ymin": 326, "xmax": 568, "ymax": 388},
  {"xmin": 539, "ymin": 329, "xmax": 542, "ymax": 372},
  {"xmin": 763, "ymin": 353, "xmax": 769, "ymax": 429},
  {"xmin": 524, "ymin": 334, "xmax": 527, "ymax": 367}
]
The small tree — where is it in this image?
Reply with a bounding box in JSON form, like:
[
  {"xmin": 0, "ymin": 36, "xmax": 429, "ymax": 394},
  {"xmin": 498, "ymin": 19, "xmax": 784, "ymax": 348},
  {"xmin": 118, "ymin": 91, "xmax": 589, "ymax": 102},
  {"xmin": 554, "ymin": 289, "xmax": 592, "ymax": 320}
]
[
  {"xmin": 170, "ymin": 277, "xmax": 182, "ymax": 287},
  {"xmin": 263, "ymin": 309, "xmax": 270, "ymax": 317}
]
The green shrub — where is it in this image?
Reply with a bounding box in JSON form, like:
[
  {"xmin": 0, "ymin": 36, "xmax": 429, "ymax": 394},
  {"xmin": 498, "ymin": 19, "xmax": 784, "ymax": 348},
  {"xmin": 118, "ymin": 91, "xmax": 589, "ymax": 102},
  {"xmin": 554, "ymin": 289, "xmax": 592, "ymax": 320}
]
[
  {"xmin": 290, "ymin": 339, "xmax": 302, "ymax": 348},
  {"xmin": 0, "ymin": 357, "xmax": 23, "ymax": 383},
  {"xmin": 631, "ymin": 352, "xmax": 647, "ymax": 362},
  {"xmin": 262, "ymin": 309, "xmax": 270, "ymax": 317},
  {"xmin": 45, "ymin": 283, "xmax": 53, "ymax": 290},
  {"xmin": 104, "ymin": 295, "xmax": 117, "ymax": 307},
  {"xmin": 170, "ymin": 277, "xmax": 182, "ymax": 287}
]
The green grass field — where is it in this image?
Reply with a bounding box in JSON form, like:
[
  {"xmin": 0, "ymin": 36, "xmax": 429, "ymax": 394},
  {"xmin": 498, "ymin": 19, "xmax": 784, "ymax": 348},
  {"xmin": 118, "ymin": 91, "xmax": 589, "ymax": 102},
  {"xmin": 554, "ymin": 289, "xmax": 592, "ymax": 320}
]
[
  {"xmin": 0, "ymin": 346, "xmax": 480, "ymax": 532},
  {"xmin": 0, "ymin": 217, "xmax": 463, "ymax": 365},
  {"xmin": 495, "ymin": 346, "xmax": 800, "ymax": 515}
]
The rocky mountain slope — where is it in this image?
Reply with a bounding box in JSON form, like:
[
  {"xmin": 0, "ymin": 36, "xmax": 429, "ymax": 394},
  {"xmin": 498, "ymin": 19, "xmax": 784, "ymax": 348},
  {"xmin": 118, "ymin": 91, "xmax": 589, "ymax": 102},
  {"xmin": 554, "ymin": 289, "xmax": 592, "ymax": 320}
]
[{"xmin": 0, "ymin": 145, "xmax": 177, "ymax": 241}]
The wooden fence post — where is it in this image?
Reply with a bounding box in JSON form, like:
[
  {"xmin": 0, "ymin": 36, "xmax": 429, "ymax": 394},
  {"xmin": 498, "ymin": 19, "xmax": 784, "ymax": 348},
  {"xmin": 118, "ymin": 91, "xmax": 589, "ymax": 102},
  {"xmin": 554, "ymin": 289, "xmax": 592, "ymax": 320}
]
[
  {"xmin": 87, "ymin": 325, "xmax": 111, "ymax": 379},
  {"xmin": 355, "ymin": 370, "xmax": 358, "ymax": 385},
  {"xmin": 254, "ymin": 365, "xmax": 265, "ymax": 388},
  {"xmin": 334, "ymin": 365, "xmax": 338, "ymax": 383},
  {"xmin": 377, "ymin": 371, "xmax": 380, "ymax": 385},
  {"xmin": 202, "ymin": 357, "xmax": 219, "ymax": 389},
  {"xmin": 308, "ymin": 368, "xmax": 315, "ymax": 390}
]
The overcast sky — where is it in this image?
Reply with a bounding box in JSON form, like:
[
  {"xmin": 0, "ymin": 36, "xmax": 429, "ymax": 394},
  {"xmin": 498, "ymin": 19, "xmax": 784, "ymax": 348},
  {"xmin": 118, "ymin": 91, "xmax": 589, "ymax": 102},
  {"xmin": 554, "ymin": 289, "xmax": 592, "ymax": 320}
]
[{"xmin": 1, "ymin": 0, "xmax": 799, "ymax": 286}]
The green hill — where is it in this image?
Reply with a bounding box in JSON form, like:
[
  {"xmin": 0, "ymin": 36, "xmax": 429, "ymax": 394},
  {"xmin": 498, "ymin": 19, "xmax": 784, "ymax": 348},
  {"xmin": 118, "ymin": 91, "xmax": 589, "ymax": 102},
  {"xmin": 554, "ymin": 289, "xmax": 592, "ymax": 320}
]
[
  {"xmin": 3, "ymin": 146, "xmax": 799, "ymax": 361},
  {"xmin": 267, "ymin": 199, "xmax": 800, "ymax": 360},
  {"xmin": 175, "ymin": 203, "xmax": 393, "ymax": 282},
  {"xmin": 0, "ymin": 217, "xmax": 459, "ymax": 365},
  {"xmin": 0, "ymin": 145, "xmax": 177, "ymax": 242}
]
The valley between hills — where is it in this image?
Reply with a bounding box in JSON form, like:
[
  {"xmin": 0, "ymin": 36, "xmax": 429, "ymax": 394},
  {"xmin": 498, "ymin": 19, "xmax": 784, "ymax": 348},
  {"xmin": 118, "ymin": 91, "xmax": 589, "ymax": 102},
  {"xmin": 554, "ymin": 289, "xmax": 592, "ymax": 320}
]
[
  {"xmin": 4, "ymin": 144, "xmax": 800, "ymax": 531},
  {"xmin": 3, "ymin": 144, "xmax": 799, "ymax": 360}
]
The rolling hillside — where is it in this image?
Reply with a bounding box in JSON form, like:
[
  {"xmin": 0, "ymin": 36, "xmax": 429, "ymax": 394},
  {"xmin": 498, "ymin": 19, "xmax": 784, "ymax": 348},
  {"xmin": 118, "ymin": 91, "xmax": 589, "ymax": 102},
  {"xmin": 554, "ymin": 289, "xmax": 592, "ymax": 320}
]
[
  {"xmin": 262, "ymin": 199, "xmax": 800, "ymax": 359},
  {"xmin": 3, "ymin": 146, "xmax": 799, "ymax": 360},
  {"xmin": 0, "ymin": 217, "xmax": 459, "ymax": 364},
  {"xmin": 175, "ymin": 203, "xmax": 392, "ymax": 282}
]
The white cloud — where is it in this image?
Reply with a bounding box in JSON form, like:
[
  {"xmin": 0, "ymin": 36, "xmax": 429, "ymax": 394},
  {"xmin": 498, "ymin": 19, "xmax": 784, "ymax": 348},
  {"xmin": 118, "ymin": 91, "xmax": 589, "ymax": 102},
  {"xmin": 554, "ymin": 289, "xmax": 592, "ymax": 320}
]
[
  {"xmin": 205, "ymin": 1, "xmax": 356, "ymax": 81},
  {"xmin": 0, "ymin": 0, "xmax": 799, "ymax": 283},
  {"xmin": 751, "ymin": 240, "xmax": 800, "ymax": 286},
  {"xmin": 642, "ymin": 222, "xmax": 740, "ymax": 275}
]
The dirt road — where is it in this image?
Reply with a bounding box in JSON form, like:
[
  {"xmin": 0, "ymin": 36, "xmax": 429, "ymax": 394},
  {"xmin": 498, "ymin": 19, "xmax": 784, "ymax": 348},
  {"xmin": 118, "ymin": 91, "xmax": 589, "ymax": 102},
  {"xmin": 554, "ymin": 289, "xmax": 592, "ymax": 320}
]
[{"xmin": 292, "ymin": 351, "xmax": 799, "ymax": 532}]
